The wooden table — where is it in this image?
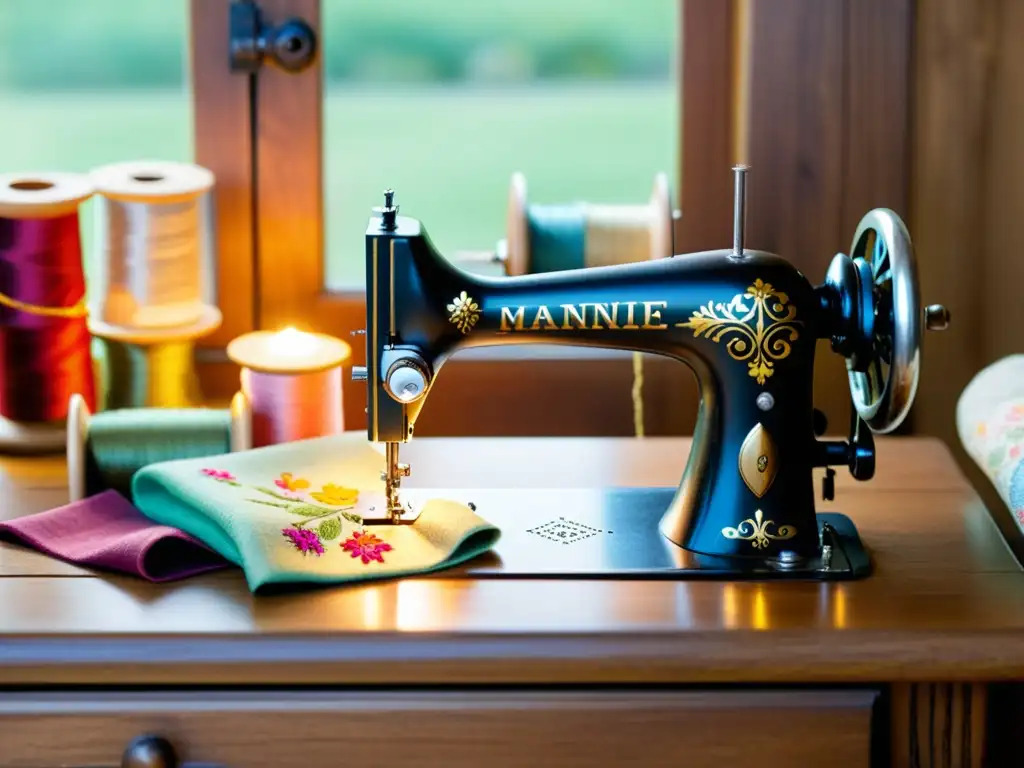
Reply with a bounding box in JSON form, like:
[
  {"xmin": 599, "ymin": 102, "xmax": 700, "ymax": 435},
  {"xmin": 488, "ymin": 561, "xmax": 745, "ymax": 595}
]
[{"xmin": 0, "ymin": 436, "xmax": 1020, "ymax": 767}]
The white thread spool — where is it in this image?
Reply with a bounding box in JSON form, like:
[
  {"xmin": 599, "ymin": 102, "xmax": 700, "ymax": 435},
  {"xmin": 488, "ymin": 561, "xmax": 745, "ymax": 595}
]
[
  {"xmin": 66, "ymin": 391, "xmax": 252, "ymax": 503},
  {"xmin": 227, "ymin": 328, "xmax": 351, "ymax": 448},
  {"xmin": 89, "ymin": 160, "xmax": 214, "ymax": 330},
  {"xmin": 503, "ymin": 171, "xmax": 674, "ymax": 276}
]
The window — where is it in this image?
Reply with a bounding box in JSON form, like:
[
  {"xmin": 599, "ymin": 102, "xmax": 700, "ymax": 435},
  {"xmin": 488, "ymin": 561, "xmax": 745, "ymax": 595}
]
[
  {"xmin": 0, "ymin": 0, "xmax": 193, "ymax": 281},
  {"xmin": 320, "ymin": 0, "xmax": 679, "ymax": 291},
  {"xmin": 251, "ymin": 0, "xmax": 688, "ymax": 436},
  {"xmin": 2, "ymin": 1, "xmax": 904, "ymax": 436}
]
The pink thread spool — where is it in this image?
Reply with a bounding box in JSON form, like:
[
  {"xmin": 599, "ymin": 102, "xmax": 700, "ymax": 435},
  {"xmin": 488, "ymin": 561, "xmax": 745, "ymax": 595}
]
[{"xmin": 226, "ymin": 328, "xmax": 350, "ymax": 448}]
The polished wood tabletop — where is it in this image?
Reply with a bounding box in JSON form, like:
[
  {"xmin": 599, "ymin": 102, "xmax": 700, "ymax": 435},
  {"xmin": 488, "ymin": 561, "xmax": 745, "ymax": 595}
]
[{"xmin": 1, "ymin": 436, "xmax": 1022, "ymax": 686}]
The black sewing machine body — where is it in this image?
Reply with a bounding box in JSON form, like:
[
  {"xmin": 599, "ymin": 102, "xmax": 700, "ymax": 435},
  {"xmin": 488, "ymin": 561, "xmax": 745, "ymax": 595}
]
[{"xmin": 361, "ymin": 175, "xmax": 947, "ymax": 579}]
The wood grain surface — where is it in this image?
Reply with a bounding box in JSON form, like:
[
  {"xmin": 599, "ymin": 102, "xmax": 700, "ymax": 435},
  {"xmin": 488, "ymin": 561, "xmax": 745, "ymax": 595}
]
[
  {"xmin": 0, "ymin": 690, "xmax": 876, "ymax": 768},
  {"xmin": 0, "ymin": 436, "xmax": 1020, "ymax": 689}
]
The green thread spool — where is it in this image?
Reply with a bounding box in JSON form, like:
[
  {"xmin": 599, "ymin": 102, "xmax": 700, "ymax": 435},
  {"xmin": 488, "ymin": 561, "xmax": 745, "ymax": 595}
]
[
  {"xmin": 504, "ymin": 171, "xmax": 674, "ymax": 276},
  {"xmin": 500, "ymin": 172, "xmax": 674, "ymax": 441},
  {"xmin": 89, "ymin": 304, "xmax": 222, "ymax": 411},
  {"xmin": 66, "ymin": 391, "xmax": 252, "ymax": 502}
]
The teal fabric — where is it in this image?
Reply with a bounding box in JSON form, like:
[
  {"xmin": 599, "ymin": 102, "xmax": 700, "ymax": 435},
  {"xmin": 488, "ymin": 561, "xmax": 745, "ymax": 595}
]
[{"xmin": 131, "ymin": 433, "xmax": 500, "ymax": 592}]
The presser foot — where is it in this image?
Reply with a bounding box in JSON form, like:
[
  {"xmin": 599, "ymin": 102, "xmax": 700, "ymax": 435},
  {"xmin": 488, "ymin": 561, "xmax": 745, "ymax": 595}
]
[
  {"xmin": 380, "ymin": 442, "xmax": 415, "ymax": 525},
  {"xmin": 430, "ymin": 488, "xmax": 871, "ymax": 581}
]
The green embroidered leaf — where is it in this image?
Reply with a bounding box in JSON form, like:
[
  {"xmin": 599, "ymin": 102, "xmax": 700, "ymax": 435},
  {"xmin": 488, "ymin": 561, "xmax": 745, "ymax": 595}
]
[
  {"xmin": 341, "ymin": 511, "xmax": 363, "ymax": 524},
  {"xmin": 318, "ymin": 517, "xmax": 342, "ymax": 541},
  {"xmin": 286, "ymin": 504, "xmax": 337, "ymax": 518},
  {"xmin": 246, "ymin": 498, "xmax": 291, "ymax": 509},
  {"xmin": 253, "ymin": 486, "xmax": 297, "ymax": 502}
]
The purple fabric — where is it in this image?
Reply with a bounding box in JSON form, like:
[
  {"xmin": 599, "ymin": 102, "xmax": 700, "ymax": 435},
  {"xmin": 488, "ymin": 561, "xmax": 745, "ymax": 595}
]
[{"xmin": 0, "ymin": 489, "xmax": 229, "ymax": 582}]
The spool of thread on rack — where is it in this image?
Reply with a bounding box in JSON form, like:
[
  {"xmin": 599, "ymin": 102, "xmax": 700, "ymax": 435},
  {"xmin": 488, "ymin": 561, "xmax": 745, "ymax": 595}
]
[
  {"xmin": 89, "ymin": 160, "xmax": 214, "ymax": 330},
  {"xmin": 227, "ymin": 327, "xmax": 350, "ymax": 448},
  {"xmin": 502, "ymin": 172, "xmax": 673, "ymax": 440},
  {"xmin": 90, "ymin": 315, "xmax": 222, "ymax": 410},
  {"xmin": 66, "ymin": 391, "xmax": 252, "ymax": 502},
  {"xmin": 0, "ymin": 172, "xmax": 97, "ymax": 453},
  {"xmin": 503, "ymin": 171, "xmax": 674, "ymax": 276},
  {"xmin": 87, "ymin": 160, "xmax": 222, "ymax": 410}
]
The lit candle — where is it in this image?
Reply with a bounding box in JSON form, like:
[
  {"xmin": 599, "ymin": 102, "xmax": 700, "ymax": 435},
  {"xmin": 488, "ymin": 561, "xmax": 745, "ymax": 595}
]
[
  {"xmin": 226, "ymin": 328, "xmax": 351, "ymax": 447},
  {"xmin": 265, "ymin": 326, "xmax": 322, "ymax": 360}
]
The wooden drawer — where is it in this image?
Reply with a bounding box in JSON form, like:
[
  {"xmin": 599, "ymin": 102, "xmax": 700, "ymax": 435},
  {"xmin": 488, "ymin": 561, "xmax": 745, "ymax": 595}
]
[{"xmin": 0, "ymin": 689, "xmax": 877, "ymax": 768}]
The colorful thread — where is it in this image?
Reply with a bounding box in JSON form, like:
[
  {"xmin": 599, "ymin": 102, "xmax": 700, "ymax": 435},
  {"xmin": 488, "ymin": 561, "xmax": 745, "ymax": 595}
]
[
  {"xmin": 90, "ymin": 161, "xmax": 214, "ymax": 329},
  {"xmin": 227, "ymin": 329, "xmax": 350, "ymax": 448},
  {"xmin": 94, "ymin": 335, "xmax": 203, "ymax": 410},
  {"xmin": 241, "ymin": 366, "xmax": 344, "ymax": 448},
  {"xmin": 82, "ymin": 408, "xmax": 239, "ymax": 499},
  {"xmin": 0, "ymin": 200, "xmax": 95, "ymax": 424}
]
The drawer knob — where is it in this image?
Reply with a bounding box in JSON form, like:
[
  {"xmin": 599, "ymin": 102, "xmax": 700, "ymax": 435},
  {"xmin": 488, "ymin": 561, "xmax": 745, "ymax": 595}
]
[{"xmin": 121, "ymin": 735, "xmax": 178, "ymax": 768}]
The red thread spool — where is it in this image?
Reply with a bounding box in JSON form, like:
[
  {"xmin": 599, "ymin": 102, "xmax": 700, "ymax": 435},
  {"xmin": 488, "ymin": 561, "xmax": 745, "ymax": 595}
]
[{"xmin": 0, "ymin": 172, "xmax": 96, "ymax": 449}]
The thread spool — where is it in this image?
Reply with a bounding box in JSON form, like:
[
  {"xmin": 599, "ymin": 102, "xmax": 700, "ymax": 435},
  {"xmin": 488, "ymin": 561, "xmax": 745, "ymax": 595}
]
[
  {"xmin": 90, "ymin": 305, "xmax": 222, "ymax": 410},
  {"xmin": 503, "ymin": 172, "xmax": 674, "ymax": 276},
  {"xmin": 227, "ymin": 328, "xmax": 350, "ymax": 448},
  {"xmin": 0, "ymin": 172, "xmax": 96, "ymax": 453},
  {"xmin": 66, "ymin": 391, "xmax": 252, "ymax": 503},
  {"xmin": 89, "ymin": 160, "xmax": 214, "ymax": 330},
  {"xmin": 499, "ymin": 172, "xmax": 671, "ymax": 439}
]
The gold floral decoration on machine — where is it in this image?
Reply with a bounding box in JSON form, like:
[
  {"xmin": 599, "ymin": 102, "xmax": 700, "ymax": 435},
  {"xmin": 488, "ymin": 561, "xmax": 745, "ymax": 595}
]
[
  {"xmin": 676, "ymin": 279, "xmax": 803, "ymax": 385},
  {"xmin": 447, "ymin": 291, "xmax": 481, "ymax": 334},
  {"xmin": 721, "ymin": 509, "xmax": 796, "ymax": 550}
]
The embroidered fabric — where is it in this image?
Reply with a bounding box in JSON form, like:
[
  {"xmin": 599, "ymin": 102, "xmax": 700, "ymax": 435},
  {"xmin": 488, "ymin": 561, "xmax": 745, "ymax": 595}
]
[
  {"xmin": 958, "ymin": 355, "xmax": 1024, "ymax": 531},
  {"xmin": 131, "ymin": 432, "xmax": 500, "ymax": 592}
]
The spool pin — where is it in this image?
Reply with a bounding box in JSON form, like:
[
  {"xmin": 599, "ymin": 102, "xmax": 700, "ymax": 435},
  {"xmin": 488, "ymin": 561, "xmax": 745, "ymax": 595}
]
[
  {"xmin": 227, "ymin": 328, "xmax": 351, "ymax": 448},
  {"xmin": 66, "ymin": 391, "xmax": 252, "ymax": 503},
  {"xmin": 0, "ymin": 172, "xmax": 96, "ymax": 453}
]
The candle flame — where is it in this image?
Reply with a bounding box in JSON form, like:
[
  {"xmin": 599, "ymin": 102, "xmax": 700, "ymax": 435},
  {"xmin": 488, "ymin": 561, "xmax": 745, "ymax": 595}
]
[{"xmin": 268, "ymin": 326, "xmax": 319, "ymax": 357}]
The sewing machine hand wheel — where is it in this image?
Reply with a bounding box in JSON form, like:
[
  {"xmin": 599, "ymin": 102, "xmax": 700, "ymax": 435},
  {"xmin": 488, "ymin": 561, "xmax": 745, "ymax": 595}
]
[{"xmin": 826, "ymin": 208, "xmax": 949, "ymax": 435}]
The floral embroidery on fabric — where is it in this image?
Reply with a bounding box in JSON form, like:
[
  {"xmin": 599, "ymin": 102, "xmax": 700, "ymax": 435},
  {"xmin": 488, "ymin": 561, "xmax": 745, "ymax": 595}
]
[
  {"xmin": 199, "ymin": 469, "xmax": 362, "ymax": 535},
  {"xmin": 275, "ymin": 472, "xmax": 310, "ymax": 493},
  {"xmin": 201, "ymin": 468, "xmax": 239, "ymax": 486},
  {"xmin": 341, "ymin": 531, "xmax": 393, "ymax": 564},
  {"xmin": 311, "ymin": 483, "xmax": 360, "ymax": 506},
  {"xmin": 198, "ymin": 469, "xmax": 385, "ymax": 560},
  {"xmin": 282, "ymin": 527, "xmax": 324, "ymax": 556}
]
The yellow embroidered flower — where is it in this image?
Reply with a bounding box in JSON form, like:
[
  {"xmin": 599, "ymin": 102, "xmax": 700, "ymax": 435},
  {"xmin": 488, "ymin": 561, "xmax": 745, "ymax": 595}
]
[
  {"xmin": 275, "ymin": 472, "xmax": 310, "ymax": 492},
  {"xmin": 311, "ymin": 483, "xmax": 360, "ymax": 506}
]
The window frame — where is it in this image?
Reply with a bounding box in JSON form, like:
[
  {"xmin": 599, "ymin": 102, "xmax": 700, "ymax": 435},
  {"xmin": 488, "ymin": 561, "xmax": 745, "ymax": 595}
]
[
  {"xmin": 190, "ymin": 0, "xmax": 257, "ymax": 400},
  {"xmin": 236, "ymin": 0, "xmax": 704, "ymax": 436},
  {"xmin": 192, "ymin": 0, "xmax": 913, "ymax": 436}
]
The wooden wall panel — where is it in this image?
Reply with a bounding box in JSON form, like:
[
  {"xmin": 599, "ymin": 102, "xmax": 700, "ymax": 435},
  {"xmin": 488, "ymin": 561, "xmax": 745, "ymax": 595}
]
[
  {"xmin": 677, "ymin": 0, "xmax": 738, "ymax": 253},
  {"xmin": 909, "ymin": 0, "xmax": 1004, "ymax": 450},
  {"xmin": 743, "ymin": 0, "xmax": 851, "ymax": 433}
]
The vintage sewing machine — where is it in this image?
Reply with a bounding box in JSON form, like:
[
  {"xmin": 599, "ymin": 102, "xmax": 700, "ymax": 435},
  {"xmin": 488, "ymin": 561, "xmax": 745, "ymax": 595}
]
[{"xmin": 353, "ymin": 166, "xmax": 950, "ymax": 580}]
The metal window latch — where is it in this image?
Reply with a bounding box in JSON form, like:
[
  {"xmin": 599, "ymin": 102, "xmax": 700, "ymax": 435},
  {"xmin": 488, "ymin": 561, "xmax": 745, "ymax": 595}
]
[{"xmin": 229, "ymin": 0, "xmax": 317, "ymax": 73}]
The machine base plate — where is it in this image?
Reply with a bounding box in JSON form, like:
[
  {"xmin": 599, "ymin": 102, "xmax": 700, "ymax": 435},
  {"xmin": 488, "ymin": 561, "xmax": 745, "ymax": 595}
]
[{"xmin": 427, "ymin": 488, "xmax": 871, "ymax": 581}]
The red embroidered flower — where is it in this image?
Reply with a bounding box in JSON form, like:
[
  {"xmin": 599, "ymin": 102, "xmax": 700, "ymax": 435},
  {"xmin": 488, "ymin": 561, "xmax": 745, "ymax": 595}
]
[
  {"xmin": 282, "ymin": 527, "xmax": 324, "ymax": 556},
  {"xmin": 201, "ymin": 468, "xmax": 236, "ymax": 482},
  {"xmin": 1011, "ymin": 445, "xmax": 1022, "ymax": 460},
  {"xmin": 341, "ymin": 531, "xmax": 393, "ymax": 564}
]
